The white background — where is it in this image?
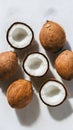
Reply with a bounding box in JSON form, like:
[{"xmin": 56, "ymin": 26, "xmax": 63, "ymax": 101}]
[{"xmin": 0, "ymin": 0, "xmax": 73, "ymax": 130}]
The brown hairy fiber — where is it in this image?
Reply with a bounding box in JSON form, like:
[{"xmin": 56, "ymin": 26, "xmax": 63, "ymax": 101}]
[
  {"xmin": 55, "ymin": 50, "xmax": 73, "ymax": 80},
  {"xmin": 0, "ymin": 51, "xmax": 18, "ymax": 80},
  {"xmin": 7, "ymin": 79, "xmax": 33, "ymax": 108},
  {"xmin": 39, "ymin": 21, "xmax": 66, "ymax": 52}
]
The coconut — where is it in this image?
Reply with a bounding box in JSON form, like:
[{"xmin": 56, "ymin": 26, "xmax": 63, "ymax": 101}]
[
  {"xmin": 55, "ymin": 50, "xmax": 73, "ymax": 80},
  {"xmin": 0, "ymin": 51, "xmax": 18, "ymax": 80},
  {"xmin": 23, "ymin": 52, "xmax": 49, "ymax": 77},
  {"xmin": 39, "ymin": 21, "xmax": 66, "ymax": 53},
  {"xmin": 6, "ymin": 79, "xmax": 33, "ymax": 108},
  {"xmin": 39, "ymin": 79, "xmax": 67, "ymax": 107},
  {"xmin": 6, "ymin": 22, "xmax": 34, "ymax": 49}
]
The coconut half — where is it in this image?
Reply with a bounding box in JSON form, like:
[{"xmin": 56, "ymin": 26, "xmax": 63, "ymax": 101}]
[
  {"xmin": 6, "ymin": 22, "xmax": 34, "ymax": 49},
  {"xmin": 23, "ymin": 52, "xmax": 49, "ymax": 77},
  {"xmin": 39, "ymin": 79, "xmax": 67, "ymax": 107}
]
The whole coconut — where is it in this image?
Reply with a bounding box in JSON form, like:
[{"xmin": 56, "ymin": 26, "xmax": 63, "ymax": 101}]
[
  {"xmin": 0, "ymin": 51, "xmax": 18, "ymax": 80},
  {"xmin": 55, "ymin": 50, "xmax": 73, "ymax": 80},
  {"xmin": 39, "ymin": 21, "xmax": 66, "ymax": 53},
  {"xmin": 6, "ymin": 79, "xmax": 33, "ymax": 108}
]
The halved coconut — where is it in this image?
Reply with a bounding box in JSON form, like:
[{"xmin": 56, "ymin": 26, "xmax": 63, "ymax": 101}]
[
  {"xmin": 23, "ymin": 52, "xmax": 49, "ymax": 77},
  {"xmin": 39, "ymin": 79, "xmax": 67, "ymax": 107},
  {"xmin": 6, "ymin": 22, "xmax": 34, "ymax": 49}
]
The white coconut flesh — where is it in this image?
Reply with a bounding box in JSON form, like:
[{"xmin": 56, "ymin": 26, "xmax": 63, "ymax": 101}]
[
  {"xmin": 24, "ymin": 53, "xmax": 48, "ymax": 76},
  {"xmin": 40, "ymin": 81, "xmax": 66, "ymax": 106},
  {"xmin": 8, "ymin": 24, "xmax": 33, "ymax": 48}
]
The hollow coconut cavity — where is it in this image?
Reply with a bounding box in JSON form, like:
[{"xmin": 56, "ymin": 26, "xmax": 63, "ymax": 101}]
[
  {"xmin": 23, "ymin": 52, "xmax": 49, "ymax": 77},
  {"xmin": 6, "ymin": 22, "xmax": 34, "ymax": 49},
  {"xmin": 39, "ymin": 79, "xmax": 67, "ymax": 106}
]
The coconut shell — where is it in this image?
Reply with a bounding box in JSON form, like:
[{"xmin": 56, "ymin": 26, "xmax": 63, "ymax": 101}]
[
  {"xmin": 6, "ymin": 22, "xmax": 34, "ymax": 49},
  {"xmin": 39, "ymin": 21, "xmax": 66, "ymax": 52},
  {"xmin": 23, "ymin": 52, "xmax": 49, "ymax": 77},
  {"xmin": 0, "ymin": 51, "xmax": 18, "ymax": 80},
  {"xmin": 39, "ymin": 78, "xmax": 67, "ymax": 107},
  {"xmin": 6, "ymin": 79, "xmax": 33, "ymax": 108},
  {"xmin": 55, "ymin": 50, "xmax": 73, "ymax": 80}
]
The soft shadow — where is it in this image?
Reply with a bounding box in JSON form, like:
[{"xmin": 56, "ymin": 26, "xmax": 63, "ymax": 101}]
[
  {"xmin": 44, "ymin": 8, "xmax": 57, "ymax": 17},
  {"xmin": 15, "ymin": 93, "xmax": 40, "ymax": 126},
  {"xmin": 31, "ymin": 71, "xmax": 54, "ymax": 92},
  {"xmin": 48, "ymin": 99, "xmax": 73, "ymax": 121},
  {"xmin": 56, "ymin": 40, "xmax": 73, "ymax": 98},
  {"xmin": 45, "ymin": 51, "xmax": 58, "ymax": 67},
  {"xmin": 45, "ymin": 40, "xmax": 72, "ymax": 66},
  {"xmin": 0, "ymin": 65, "xmax": 24, "ymax": 94},
  {"xmin": 62, "ymin": 79, "xmax": 73, "ymax": 98},
  {"xmin": 14, "ymin": 39, "xmax": 39, "ymax": 62},
  {"xmin": 61, "ymin": 40, "xmax": 72, "ymax": 51}
]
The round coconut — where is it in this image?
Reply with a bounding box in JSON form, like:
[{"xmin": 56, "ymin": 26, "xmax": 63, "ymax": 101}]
[
  {"xmin": 6, "ymin": 79, "xmax": 33, "ymax": 108},
  {"xmin": 39, "ymin": 21, "xmax": 66, "ymax": 53},
  {"xmin": 0, "ymin": 51, "xmax": 18, "ymax": 80},
  {"xmin": 55, "ymin": 50, "xmax": 73, "ymax": 80}
]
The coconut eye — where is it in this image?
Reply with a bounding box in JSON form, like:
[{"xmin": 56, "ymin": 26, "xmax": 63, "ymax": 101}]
[
  {"xmin": 23, "ymin": 52, "xmax": 49, "ymax": 77},
  {"xmin": 6, "ymin": 22, "xmax": 34, "ymax": 49},
  {"xmin": 39, "ymin": 79, "xmax": 67, "ymax": 107}
]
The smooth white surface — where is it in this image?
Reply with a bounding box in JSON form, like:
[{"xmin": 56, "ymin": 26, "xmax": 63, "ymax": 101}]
[
  {"xmin": 0, "ymin": 0, "xmax": 73, "ymax": 130},
  {"xmin": 8, "ymin": 24, "xmax": 32, "ymax": 48}
]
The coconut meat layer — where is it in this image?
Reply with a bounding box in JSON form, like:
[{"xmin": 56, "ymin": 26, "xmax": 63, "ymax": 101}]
[
  {"xmin": 8, "ymin": 24, "xmax": 32, "ymax": 48},
  {"xmin": 40, "ymin": 81, "xmax": 66, "ymax": 106},
  {"xmin": 24, "ymin": 53, "xmax": 48, "ymax": 76}
]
